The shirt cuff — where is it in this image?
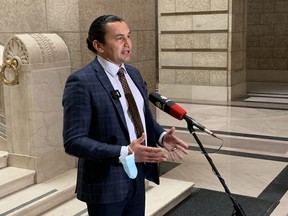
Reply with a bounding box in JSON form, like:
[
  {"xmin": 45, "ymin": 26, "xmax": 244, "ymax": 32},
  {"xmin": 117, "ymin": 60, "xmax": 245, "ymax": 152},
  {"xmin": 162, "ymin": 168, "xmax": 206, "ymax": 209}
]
[
  {"xmin": 120, "ymin": 146, "xmax": 129, "ymax": 158},
  {"xmin": 158, "ymin": 131, "xmax": 167, "ymax": 147}
]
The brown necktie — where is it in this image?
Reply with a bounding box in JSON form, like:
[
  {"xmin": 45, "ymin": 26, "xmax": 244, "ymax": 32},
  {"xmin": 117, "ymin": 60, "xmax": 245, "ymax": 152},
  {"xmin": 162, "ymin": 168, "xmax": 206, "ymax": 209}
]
[{"xmin": 118, "ymin": 68, "xmax": 144, "ymax": 138}]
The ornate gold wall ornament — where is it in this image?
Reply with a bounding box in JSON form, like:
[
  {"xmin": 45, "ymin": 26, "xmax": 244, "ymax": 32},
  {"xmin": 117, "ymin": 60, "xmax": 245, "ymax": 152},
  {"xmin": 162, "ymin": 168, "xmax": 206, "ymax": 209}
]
[
  {"xmin": 0, "ymin": 58, "xmax": 19, "ymax": 86},
  {"xmin": 1, "ymin": 36, "xmax": 29, "ymax": 86}
]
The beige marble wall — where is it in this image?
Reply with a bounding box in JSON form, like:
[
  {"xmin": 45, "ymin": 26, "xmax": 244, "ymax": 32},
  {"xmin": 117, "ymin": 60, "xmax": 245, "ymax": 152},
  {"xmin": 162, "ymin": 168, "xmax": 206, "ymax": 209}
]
[
  {"xmin": 77, "ymin": 0, "xmax": 158, "ymax": 114},
  {"xmin": 0, "ymin": 0, "xmax": 81, "ymax": 72},
  {"xmin": 0, "ymin": 0, "xmax": 157, "ymax": 90},
  {"xmin": 229, "ymin": 0, "xmax": 247, "ymax": 100},
  {"xmin": 0, "ymin": 0, "xmax": 82, "ymax": 152},
  {"xmin": 1, "ymin": 34, "xmax": 74, "ymax": 183},
  {"xmin": 158, "ymin": 0, "xmax": 247, "ymax": 101},
  {"xmin": 0, "ymin": 0, "xmax": 158, "ymax": 181},
  {"xmin": 247, "ymin": 0, "xmax": 288, "ymax": 83}
]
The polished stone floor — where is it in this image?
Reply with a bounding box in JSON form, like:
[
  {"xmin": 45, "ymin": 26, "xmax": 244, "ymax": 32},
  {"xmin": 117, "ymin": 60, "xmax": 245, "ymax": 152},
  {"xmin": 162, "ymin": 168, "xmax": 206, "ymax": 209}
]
[{"xmin": 155, "ymin": 88, "xmax": 288, "ymax": 216}]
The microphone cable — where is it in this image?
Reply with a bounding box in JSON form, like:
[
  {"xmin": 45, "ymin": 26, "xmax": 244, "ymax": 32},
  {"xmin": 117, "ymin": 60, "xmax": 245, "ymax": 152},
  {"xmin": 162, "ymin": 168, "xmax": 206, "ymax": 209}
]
[{"xmin": 184, "ymin": 115, "xmax": 224, "ymax": 154}]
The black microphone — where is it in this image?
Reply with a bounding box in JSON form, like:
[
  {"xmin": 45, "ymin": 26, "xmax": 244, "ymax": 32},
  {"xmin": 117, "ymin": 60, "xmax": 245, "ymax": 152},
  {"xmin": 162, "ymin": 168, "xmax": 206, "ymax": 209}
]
[
  {"xmin": 149, "ymin": 92, "xmax": 187, "ymax": 120},
  {"xmin": 149, "ymin": 92, "xmax": 217, "ymax": 138},
  {"xmin": 111, "ymin": 90, "xmax": 121, "ymax": 100}
]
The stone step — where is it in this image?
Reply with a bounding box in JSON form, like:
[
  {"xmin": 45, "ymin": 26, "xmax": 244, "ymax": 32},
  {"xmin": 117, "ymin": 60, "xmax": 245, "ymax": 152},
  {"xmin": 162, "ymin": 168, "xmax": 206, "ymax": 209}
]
[
  {"xmin": 0, "ymin": 150, "xmax": 8, "ymax": 169},
  {"xmin": 146, "ymin": 178, "xmax": 194, "ymax": 216},
  {"xmin": 40, "ymin": 197, "xmax": 87, "ymax": 216},
  {"xmin": 0, "ymin": 169, "xmax": 76, "ymax": 216},
  {"xmin": 0, "ymin": 166, "xmax": 35, "ymax": 199},
  {"xmin": 39, "ymin": 177, "xmax": 194, "ymax": 216}
]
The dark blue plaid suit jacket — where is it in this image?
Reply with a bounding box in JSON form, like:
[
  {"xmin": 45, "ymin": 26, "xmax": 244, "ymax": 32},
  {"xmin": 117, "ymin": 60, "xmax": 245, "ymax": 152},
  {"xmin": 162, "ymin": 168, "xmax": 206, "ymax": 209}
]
[{"xmin": 62, "ymin": 58, "xmax": 164, "ymax": 204}]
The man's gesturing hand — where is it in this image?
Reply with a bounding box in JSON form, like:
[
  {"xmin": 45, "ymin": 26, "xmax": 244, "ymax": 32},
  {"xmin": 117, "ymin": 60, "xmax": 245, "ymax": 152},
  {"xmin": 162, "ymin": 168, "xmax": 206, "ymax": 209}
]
[{"xmin": 129, "ymin": 134, "xmax": 168, "ymax": 163}]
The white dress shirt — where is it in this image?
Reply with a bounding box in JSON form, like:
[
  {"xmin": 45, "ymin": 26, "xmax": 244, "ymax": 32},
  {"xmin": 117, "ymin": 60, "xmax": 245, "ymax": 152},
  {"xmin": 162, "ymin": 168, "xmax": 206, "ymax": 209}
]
[{"xmin": 97, "ymin": 56, "xmax": 147, "ymax": 157}]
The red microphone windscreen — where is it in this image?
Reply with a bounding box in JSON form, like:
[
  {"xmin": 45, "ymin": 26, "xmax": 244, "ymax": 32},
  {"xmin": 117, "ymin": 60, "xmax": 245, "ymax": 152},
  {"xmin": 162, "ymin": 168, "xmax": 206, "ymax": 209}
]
[{"xmin": 169, "ymin": 104, "xmax": 187, "ymax": 120}]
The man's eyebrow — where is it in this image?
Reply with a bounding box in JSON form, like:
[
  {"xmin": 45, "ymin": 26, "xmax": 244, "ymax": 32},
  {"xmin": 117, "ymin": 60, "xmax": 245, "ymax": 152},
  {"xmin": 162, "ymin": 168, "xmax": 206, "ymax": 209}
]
[{"xmin": 114, "ymin": 31, "xmax": 131, "ymax": 37}]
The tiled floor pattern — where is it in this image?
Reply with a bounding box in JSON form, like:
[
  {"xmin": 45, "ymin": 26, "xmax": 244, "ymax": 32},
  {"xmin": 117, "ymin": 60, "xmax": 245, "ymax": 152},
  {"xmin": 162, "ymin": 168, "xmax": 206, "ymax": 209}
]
[{"xmin": 156, "ymin": 94, "xmax": 288, "ymax": 216}]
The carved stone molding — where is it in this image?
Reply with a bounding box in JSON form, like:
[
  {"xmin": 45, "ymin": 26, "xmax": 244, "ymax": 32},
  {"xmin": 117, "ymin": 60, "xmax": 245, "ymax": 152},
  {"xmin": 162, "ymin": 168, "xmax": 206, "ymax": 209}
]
[
  {"xmin": 3, "ymin": 33, "xmax": 60, "ymax": 66},
  {"xmin": 3, "ymin": 37, "xmax": 29, "ymax": 65},
  {"xmin": 30, "ymin": 33, "xmax": 57, "ymax": 63}
]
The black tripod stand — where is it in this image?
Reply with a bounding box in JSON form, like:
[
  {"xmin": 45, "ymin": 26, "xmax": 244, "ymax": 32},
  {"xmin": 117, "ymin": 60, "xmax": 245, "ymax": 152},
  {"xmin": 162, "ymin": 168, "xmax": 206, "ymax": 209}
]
[{"xmin": 184, "ymin": 116, "xmax": 246, "ymax": 216}]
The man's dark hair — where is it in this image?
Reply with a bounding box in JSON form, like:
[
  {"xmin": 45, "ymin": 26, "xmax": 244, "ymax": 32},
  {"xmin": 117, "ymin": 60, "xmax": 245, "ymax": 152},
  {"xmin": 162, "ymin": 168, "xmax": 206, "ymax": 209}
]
[{"xmin": 86, "ymin": 15, "xmax": 124, "ymax": 53}]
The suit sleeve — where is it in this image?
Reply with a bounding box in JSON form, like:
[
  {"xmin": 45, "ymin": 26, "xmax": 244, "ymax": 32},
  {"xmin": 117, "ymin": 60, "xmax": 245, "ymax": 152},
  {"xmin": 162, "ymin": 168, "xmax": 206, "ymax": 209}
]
[{"xmin": 62, "ymin": 73, "xmax": 121, "ymax": 161}]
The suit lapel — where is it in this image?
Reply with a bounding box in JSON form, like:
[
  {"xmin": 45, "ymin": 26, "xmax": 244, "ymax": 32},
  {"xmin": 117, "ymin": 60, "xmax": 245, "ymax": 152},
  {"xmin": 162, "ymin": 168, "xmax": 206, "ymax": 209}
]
[
  {"xmin": 92, "ymin": 59, "xmax": 129, "ymax": 134},
  {"xmin": 126, "ymin": 69, "xmax": 147, "ymax": 104}
]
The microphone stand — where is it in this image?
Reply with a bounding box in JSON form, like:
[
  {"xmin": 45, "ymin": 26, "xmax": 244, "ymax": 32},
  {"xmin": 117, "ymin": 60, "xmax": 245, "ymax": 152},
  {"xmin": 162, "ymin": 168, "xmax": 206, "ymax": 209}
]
[{"xmin": 184, "ymin": 116, "xmax": 246, "ymax": 216}]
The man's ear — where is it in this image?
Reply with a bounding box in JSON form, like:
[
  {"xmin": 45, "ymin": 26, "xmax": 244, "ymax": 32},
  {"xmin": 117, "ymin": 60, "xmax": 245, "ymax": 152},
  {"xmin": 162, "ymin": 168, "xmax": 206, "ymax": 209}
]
[{"xmin": 92, "ymin": 40, "xmax": 104, "ymax": 53}]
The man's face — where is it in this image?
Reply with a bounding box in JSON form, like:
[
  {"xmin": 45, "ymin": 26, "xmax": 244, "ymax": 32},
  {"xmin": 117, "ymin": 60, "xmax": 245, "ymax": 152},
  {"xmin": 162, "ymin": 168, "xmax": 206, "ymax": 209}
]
[{"xmin": 95, "ymin": 21, "xmax": 132, "ymax": 66}]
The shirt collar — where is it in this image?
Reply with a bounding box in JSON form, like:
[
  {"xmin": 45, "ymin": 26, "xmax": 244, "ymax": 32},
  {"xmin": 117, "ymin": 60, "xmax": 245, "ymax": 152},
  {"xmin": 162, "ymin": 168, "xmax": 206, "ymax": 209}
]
[{"xmin": 97, "ymin": 55, "xmax": 127, "ymax": 77}]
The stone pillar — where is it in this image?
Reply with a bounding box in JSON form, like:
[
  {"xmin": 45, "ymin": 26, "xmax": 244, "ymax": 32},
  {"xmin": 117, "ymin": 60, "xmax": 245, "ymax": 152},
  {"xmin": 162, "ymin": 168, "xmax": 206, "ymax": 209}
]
[
  {"xmin": 158, "ymin": 0, "xmax": 247, "ymax": 101},
  {"xmin": 1, "ymin": 33, "xmax": 75, "ymax": 183}
]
